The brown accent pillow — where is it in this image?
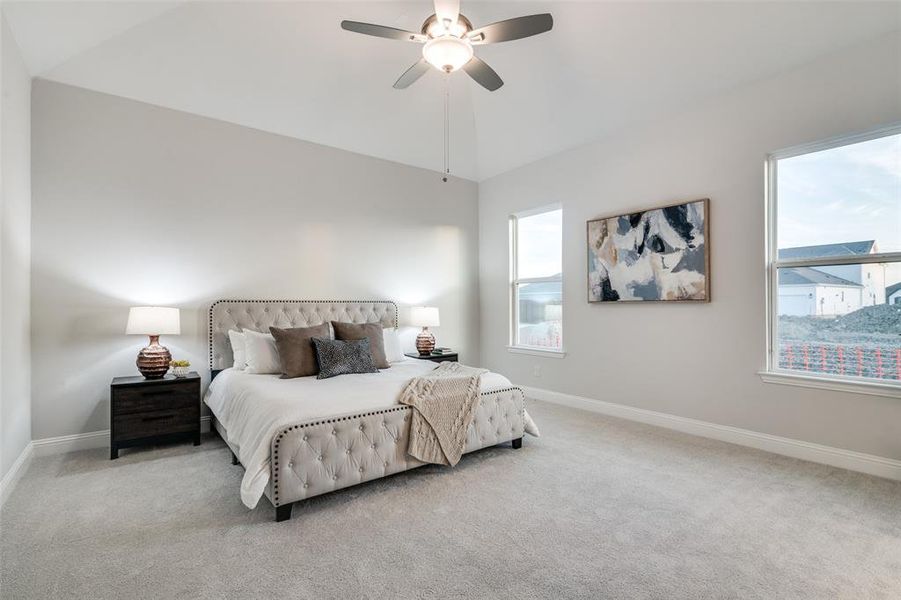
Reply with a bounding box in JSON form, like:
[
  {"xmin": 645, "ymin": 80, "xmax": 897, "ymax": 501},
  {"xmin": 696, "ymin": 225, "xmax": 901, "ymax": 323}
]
[
  {"xmin": 331, "ymin": 321, "xmax": 389, "ymax": 369},
  {"xmin": 269, "ymin": 323, "xmax": 330, "ymax": 378}
]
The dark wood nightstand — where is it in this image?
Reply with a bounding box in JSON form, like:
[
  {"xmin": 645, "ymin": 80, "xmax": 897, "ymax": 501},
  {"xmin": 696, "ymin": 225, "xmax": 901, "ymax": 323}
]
[
  {"xmin": 404, "ymin": 351, "xmax": 459, "ymax": 364},
  {"xmin": 110, "ymin": 372, "xmax": 201, "ymax": 459}
]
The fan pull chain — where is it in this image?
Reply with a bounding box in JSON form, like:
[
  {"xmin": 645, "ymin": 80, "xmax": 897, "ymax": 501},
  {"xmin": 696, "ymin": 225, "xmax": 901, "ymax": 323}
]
[{"xmin": 443, "ymin": 73, "xmax": 450, "ymax": 182}]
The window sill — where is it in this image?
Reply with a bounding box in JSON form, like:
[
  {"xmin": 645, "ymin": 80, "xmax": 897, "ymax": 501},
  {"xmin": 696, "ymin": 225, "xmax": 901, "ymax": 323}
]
[
  {"xmin": 507, "ymin": 346, "xmax": 566, "ymax": 359},
  {"xmin": 758, "ymin": 370, "xmax": 901, "ymax": 399}
]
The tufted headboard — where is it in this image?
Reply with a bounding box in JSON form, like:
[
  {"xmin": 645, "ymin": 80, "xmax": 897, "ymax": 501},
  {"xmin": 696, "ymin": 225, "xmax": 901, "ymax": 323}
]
[{"xmin": 209, "ymin": 300, "xmax": 398, "ymax": 374}]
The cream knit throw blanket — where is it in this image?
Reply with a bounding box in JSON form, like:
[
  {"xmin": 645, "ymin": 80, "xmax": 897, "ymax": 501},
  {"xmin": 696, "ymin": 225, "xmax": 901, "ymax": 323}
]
[{"xmin": 399, "ymin": 362, "xmax": 487, "ymax": 466}]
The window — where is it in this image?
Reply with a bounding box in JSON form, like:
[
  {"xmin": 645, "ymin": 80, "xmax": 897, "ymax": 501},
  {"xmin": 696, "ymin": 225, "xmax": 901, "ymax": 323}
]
[
  {"xmin": 510, "ymin": 207, "xmax": 563, "ymax": 352},
  {"xmin": 766, "ymin": 128, "xmax": 901, "ymax": 390}
]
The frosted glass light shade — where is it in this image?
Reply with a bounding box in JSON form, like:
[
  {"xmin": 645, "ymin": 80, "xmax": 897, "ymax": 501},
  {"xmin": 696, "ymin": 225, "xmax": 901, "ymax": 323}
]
[
  {"xmin": 422, "ymin": 36, "xmax": 473, "ymax": 72},
  {"xmin": 409, "ymin": 306, "xmax": 440, "ymax": 327},
  {"xmin": 126, "ymin": 306, "xmax": 181, "ymax": 335}
]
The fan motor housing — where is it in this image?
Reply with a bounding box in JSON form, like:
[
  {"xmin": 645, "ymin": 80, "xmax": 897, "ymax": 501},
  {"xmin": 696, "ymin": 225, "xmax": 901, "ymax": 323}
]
[{"xmin": 421, "ymin": 13, "xmax": 474, "ymax": 38}]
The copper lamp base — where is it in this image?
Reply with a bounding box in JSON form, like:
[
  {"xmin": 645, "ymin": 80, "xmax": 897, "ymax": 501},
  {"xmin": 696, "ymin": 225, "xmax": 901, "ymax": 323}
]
[
  {"xmin": 416, "ymin": 327, "xmax": 436, "ymax": 356},
  {"xmin": 137, "ymin": 335, "xmax": 172, "ymax": 379}
]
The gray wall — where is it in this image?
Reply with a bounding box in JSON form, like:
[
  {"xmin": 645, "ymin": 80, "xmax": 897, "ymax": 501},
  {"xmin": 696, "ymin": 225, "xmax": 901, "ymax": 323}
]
[
  {"xmin": 479, "ymin": 33, "xmax": 901, "ymax": 460},
  {"xmin": 31, "ymin": 80, "xmax": 479, "ymax": 440},
  {"xmin": 1, "ymin": 15, "xmax": 32, "ymax": 481}
]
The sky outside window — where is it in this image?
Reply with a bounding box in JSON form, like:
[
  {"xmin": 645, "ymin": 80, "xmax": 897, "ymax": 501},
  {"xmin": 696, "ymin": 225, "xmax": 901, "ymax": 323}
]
[
  {"xmin": 777, "ymin": 133, "xmax": 900, "ymax": 254},
  {"xmin": 517, "ymin": 209, "xmax": 562, "ymax": 279}
]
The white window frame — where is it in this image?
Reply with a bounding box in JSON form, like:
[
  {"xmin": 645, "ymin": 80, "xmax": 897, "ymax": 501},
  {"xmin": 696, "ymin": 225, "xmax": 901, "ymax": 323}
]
[
  {"xmin": 508, "ymin": 205, "xmax": 565, "ymax": 358},
  {"xmin": 761, "ymin": 124, "xmax": 901, "ymax": 398}
]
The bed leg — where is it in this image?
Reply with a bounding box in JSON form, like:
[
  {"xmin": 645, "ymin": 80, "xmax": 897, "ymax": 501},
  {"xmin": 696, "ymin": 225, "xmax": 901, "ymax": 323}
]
[
  {"xmin": 231, "ymin": 451, "xmax": 238, "ymax": 466},
  {"xmin": 512, "ymin": 437, "xmax": 523, "ymax": 449},
  {"xmin": 275, "ymin": 504, "xmax": 293, "ymax": 522}
]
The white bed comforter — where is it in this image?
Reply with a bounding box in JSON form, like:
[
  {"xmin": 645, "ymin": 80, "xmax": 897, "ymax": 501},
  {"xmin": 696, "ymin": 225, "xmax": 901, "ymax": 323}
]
[{"xmin": 204, "ymin": 359, "xmax": 532, "ymax": 508}]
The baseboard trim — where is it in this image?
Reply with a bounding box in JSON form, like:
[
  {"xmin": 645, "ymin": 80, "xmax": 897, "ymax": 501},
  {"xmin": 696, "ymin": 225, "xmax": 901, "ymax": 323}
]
[
  {"xmin": 1, "ymin": 442, "xmax": 34, "ymax": 506},
  {"xmin": 31, "ymin": 416, "xmax": 212, "ymax": 456},
  {"xmin": 522, "ymin": 386, "xmax": 901, "ymax": 481},
  {"xmin": 32, "ymin": 429, "xmax": 111, "ymax": 456}
]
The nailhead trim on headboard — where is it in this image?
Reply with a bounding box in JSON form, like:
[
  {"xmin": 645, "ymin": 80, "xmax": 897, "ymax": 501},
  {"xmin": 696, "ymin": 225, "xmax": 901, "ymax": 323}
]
[{"xmin": 208, "ymin": 299, "xmax": 399, "ymax": 371}]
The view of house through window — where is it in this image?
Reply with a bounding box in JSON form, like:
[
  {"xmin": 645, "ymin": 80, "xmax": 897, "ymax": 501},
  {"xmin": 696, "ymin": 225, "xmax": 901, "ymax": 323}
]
[
  {"xmin": 511, "ymin": 207, "xmax": 563, "ymax": 350},
  {"xmin": 771, "ymin": 131, "xmax": 900, "ymax": 383}
]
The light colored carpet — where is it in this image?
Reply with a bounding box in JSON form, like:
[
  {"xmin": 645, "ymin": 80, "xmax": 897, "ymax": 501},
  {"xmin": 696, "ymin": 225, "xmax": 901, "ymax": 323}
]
[{"xmin": 2, "ymin": 400, "xmax": 900, "ymax": 599}]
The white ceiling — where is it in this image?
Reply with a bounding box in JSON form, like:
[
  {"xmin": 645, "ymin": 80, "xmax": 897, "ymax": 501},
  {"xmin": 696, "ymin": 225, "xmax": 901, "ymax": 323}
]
[{"xmin": 4, "ymin": 1, "xmax": 900, "ymax": 181}]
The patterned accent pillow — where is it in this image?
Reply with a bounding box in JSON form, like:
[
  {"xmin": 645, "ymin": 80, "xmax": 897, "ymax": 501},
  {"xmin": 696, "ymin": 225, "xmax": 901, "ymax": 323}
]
[{"xmin": 312, "ymin": 337, "xmax": 379, "ymax": 379}]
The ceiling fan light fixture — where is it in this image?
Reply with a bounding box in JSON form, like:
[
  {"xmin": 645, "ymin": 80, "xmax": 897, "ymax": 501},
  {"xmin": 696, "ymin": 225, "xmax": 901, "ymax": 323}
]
[
  {"xmin": 343, "ymin": 6, "xmax": 552, "ymax": 91},
  {"xmin": 423, "ymin": 36, "xmax": 473, "ymax": 72}
]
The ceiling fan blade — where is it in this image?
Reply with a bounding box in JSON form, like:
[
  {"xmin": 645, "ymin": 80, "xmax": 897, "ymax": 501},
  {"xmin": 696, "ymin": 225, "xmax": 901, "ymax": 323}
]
[
  {"xmin": 340, "ymin": 21, "xmax": 425, "ymax": 43},
  {"xmin": 468, "ymin": 14, "xmax": 553, "ymax": 45},
  {"xmin": 433, "ymin": 0, "xmax": 460, "ymax": 28},
  {"xmin": 394, "ymin": 60, "xmax": 430, "ymax": 89},
  {"xmin": 462, "ymin": 56, "xmax": 503, "ymax": 91}
]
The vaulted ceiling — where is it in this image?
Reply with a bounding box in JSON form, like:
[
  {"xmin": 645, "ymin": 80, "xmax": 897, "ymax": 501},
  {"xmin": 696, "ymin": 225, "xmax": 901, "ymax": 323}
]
[{"xmin": 5, "ymin": 1, "xmax": 900, "ymax": 181}]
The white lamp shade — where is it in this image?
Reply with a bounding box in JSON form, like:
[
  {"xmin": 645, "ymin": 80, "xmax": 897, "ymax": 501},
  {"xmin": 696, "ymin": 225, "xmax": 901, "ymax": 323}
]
[
  {"xmin": 409, "ymin": 306, "xmax": 440, "ymax": 327},
  {"xmin": 126, "ymin": 306, "xmax": 180, "ymax": 335}
]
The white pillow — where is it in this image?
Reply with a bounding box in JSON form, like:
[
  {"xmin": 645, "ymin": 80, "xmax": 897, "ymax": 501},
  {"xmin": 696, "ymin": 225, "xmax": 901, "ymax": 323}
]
[
  {"xmin": 228, "ymin": 330, "xmax": 246, "ymax": 370},
  {"xmin": 243, "ymin": 329, "xmax": 281, "ymax": 374},
  {"xmin": 382, "ymin": 327, "xmax": 405, "ymax": 363}
]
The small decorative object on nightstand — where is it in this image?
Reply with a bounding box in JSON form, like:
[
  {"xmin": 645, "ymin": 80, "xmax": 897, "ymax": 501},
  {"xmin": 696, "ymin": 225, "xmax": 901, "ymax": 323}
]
[
  {"xmin": 110, "ymin": 372, "xmax": 200, "ymax": 459},
  {"xmin": 410, "ymin": 306, "xmax": 440, "ymax": 355},
  {"xmin": 169, "ymin": 359, "xmax": 191, "ymax": 377},
  {"xmin": 126, "ymin": 306, "xmax": 181, "ymax": 379},
  {"xmin": 405, "ymin": 351, "xmax": 458, "ymax": 364}
]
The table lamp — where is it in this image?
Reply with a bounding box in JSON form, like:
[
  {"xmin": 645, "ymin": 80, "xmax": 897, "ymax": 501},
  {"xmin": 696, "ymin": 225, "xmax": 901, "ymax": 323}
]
[
  {"xmin": 410, "ymin": 306, "xmax": 440, "ymax": 355},
  {"xmin": 126, "ymin": 306, "xmax": 180, "ymax": 379}
]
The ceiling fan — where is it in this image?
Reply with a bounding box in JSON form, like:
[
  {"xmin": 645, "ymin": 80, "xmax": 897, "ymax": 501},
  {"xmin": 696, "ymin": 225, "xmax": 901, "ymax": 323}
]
[{"xmin": 340, "ymin": 0, "xmax": 553, "ymax": 92}]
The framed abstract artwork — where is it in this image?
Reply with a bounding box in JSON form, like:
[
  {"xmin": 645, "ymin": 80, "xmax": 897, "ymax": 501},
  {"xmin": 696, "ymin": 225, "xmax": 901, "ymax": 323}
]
[{"xmin": 587, "ymin": 198, "xmax": 709, "ymax": 302}]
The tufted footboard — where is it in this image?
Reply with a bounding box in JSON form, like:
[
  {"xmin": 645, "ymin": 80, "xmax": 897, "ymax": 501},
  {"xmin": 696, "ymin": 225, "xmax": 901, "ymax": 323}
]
[{"xmin": 267, "ymin": 387, "xmax": 525, "ymax": 521}]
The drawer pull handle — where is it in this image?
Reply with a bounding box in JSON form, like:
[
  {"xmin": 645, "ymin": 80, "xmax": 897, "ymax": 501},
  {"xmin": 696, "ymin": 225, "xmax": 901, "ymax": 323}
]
[
  {"xmin": 142, "ymin": 415, "xmax": 173, "ymax": 422},
  {"xmin": 142, "ymin": 390, "xmax": 174, "ymax": 397}
]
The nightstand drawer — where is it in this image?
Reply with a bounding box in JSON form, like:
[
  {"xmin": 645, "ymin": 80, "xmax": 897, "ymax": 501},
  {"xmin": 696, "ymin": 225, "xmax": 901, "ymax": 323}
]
[
  {"xmin": 113, "ymin": 408, "xmax": 198, "ymax": 441},
  {"xmin": 113, "ymin": 386, "xmax": 198, "ymax": 415}
]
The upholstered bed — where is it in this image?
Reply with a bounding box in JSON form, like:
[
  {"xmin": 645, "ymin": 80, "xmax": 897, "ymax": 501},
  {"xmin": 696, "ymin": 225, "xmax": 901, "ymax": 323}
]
[{"xmin": 204, "ymin": 300, "xmax": 530, "ymax": 522}]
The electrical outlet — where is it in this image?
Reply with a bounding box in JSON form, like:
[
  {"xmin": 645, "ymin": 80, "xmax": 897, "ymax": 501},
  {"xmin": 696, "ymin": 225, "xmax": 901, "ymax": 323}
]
[{"xmin": 532, "ymin": 365, "xmax": 541, "ymax": 378}]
